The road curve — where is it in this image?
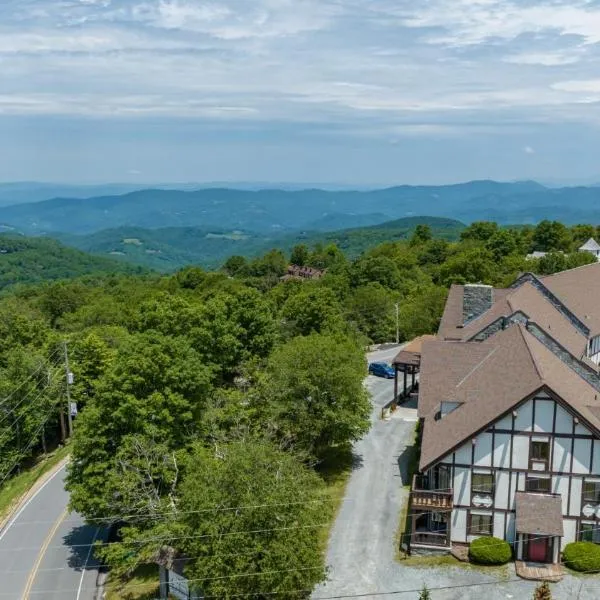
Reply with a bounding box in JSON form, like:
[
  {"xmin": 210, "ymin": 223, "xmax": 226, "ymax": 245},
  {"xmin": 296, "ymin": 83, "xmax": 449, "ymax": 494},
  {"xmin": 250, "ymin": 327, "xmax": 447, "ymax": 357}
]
[{"xmin": 0, "ymin": 464, "xmax": 106, "ymax": 600}]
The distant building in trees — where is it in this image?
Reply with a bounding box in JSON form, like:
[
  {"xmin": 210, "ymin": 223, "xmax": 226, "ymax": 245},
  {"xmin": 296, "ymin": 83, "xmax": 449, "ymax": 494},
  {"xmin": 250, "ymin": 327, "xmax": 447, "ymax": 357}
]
[
  {"xmin": 280, "ymin": 265, "xmax": 326, "ymax": 281},
  {"xmin": 578, "ymin": 238, "xmax": 600, "ymax": 262}
]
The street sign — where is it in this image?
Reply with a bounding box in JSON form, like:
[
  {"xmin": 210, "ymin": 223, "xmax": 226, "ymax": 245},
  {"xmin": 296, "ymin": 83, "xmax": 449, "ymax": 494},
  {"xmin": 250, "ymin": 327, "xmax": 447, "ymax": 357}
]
[
  {"xmin": 70, "ymin": 402, "xmax": 78, "ymax": 417},
  {"xmin": 67, "ymin": 372, "xmax": 74, "ymax": 385}
]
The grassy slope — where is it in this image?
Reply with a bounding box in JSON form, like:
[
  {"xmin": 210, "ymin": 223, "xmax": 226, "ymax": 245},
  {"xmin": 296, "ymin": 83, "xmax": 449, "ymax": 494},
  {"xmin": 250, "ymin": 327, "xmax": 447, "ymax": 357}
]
[{"xmin": 0, "ymin": 444, "xmax": 70, "ymax": 521}]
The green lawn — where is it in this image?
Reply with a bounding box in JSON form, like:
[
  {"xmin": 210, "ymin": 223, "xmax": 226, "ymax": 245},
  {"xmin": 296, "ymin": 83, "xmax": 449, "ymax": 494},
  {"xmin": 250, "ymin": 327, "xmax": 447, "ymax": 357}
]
[
  {"xmin": 105, "ymin": 564, "xmax": 162, "ymax": 600},
  {"xmin": 0, "ymin": 444, "xmax": 70, "ymax": 522}
]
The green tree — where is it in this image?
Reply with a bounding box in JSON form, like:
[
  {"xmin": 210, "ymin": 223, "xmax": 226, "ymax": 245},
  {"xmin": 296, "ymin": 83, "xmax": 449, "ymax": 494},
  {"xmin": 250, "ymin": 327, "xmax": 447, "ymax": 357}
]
[
  {"xmin": 281, "ymin": 285, "xmax": 344, "ymax": 337},
  {"xmin": 418, "ymin": 584, "xmax": 432, "ymax": 600},
  {"xmin": 290, "ymin": 244, "xmax": 310, "ymax": 266},
  {"xmin": 351, "ymin": 255, "xmax": 401, "ymax": 290},
  {"xmin": 570, "ymin": 224, "xmax": 596, "ymax": 248},
  {"xmin": 410, "ymin": 224, "xmax": 432, "ymax": 245},
  {"xmin": 537, "ymin": 252, "xmax": 568, "ymax": 275},
  {"xmin": 222, "ymin": 255, "xmax": 248, "ymax": 276},
  {"xmin": 261, "ymin": 333, "xmax": 370, "ymax": 459},
  {"xmin": 66, "ymin": 332, "xmax": 213, "ymax": 518},
  {"xmin": 346, "ymin": 283, "xmax": 396, "ymax": 343},
  {"xmin": 532, "ymin": 220, "xmax": 571, "ymax": 252},
  {"xmin": 485, "ymin": 229, "xmax": 518, "ymax": 261},
  {"xmin": 460, "ymin": 221, "xmax": 499, "ymax": 242},
  {"xmin": 177, "ymin": 441, "xmax": 330, "ymax": 599},
  {"xmin": 174, "ymin": 266, "xmax": 206, "ymax": 289},
  {"xmin": 437, "ymin": 247, "xmax": 495, "ymax": 286}
]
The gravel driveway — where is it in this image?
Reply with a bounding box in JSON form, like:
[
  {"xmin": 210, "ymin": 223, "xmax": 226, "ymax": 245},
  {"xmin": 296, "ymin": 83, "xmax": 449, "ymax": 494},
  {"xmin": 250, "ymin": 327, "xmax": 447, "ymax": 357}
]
[{"xmin": 313, "ymin": 346, "xmax": 600, "ymax": 600}]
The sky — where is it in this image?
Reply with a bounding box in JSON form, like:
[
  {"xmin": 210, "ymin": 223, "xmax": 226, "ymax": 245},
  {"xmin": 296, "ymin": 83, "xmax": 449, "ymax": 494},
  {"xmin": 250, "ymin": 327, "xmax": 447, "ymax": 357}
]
[{"xmin": 2, "ymin": 0, "xmax": 600, "ymax": 185}]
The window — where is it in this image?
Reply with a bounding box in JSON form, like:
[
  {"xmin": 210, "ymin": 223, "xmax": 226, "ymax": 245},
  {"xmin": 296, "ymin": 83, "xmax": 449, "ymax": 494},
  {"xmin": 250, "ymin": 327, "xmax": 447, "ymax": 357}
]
[
  {"xmin": 472, "ymin": 472, "xmax": 494, "ymax": 495},
  {"xmin": 580, "ymin": 523, "xmax": 600, "ymax": 544},
  {"xmin": 530, "ymin": 440, "xmax": 550, "ymax": 469},
  {"xmin": 469, "ymin": 513, "xmax": 493, "ymax": 536},
  {"xmin": 583, "ymin": 481, "xmax": 600, "ymax": 504},
  {"xmin": 526, "ymin": 476, "xmax": 551, "ymax": 493}
]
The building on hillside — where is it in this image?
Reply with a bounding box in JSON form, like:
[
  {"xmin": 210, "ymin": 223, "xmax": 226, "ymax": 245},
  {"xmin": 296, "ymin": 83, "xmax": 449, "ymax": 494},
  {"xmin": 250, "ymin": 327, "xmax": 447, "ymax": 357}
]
[
  {"xmin": 407, "ymin": 263, "xmax": 600, "ymax": 565},
  {"xmin": 280, "ymin": 265, "xmax": 326, "ymax": 281},
  {"xmin": 579, "ymin": 238, "xmax": 600, "ymax": 261}
]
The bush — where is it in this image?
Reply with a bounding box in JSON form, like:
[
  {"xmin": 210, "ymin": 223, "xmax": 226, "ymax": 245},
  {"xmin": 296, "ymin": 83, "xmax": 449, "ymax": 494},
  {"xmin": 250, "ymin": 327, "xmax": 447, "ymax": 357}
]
[
  {"xmin": 468, "ymin": 536, "xmax": 512, "ymax": 565},
  {"xmin": 563, "ymin": 541, "xmax": 600, "ymax": 572}
]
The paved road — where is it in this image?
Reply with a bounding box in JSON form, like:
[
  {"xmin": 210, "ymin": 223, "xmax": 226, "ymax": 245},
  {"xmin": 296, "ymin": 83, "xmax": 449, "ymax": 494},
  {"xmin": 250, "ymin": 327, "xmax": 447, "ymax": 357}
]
[{"xmin": 0, "ymin": 465, "xmax": 105, "ymax": 600}]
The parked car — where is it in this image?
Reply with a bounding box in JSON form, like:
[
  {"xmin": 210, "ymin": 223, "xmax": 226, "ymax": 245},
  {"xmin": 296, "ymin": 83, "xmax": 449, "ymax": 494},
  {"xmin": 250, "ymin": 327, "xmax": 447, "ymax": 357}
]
[{"xmin": 368, "ymin": 362, "xmax": 395, "ymax": 378}]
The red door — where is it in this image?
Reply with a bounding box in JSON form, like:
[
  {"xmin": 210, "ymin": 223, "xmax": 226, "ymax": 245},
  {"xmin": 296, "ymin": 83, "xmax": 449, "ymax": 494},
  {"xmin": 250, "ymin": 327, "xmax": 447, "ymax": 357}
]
[{"xmin": 528, "ymin": 536, "xmax": 548, "ymax": 562}]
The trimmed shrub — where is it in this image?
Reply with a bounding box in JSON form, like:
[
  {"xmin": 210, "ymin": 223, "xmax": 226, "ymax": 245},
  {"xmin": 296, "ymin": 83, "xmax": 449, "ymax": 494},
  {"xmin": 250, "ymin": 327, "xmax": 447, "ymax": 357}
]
[
  {"xmin": 563, "ymin": 541, "xmax": 600, "ymax": 572},
  {"xmin": 468, "ymin": 536, "xmax": 512, "ymax": 565},
  {"xmin": 533, "ymin": 581, "xmax": 552, "ymax": 600}
]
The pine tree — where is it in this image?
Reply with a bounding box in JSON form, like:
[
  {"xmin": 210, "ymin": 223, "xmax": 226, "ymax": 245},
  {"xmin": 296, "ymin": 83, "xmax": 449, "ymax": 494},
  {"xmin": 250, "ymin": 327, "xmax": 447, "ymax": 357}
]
[
  {"xmin": 418, "ymin": 584, "xmax": 432, "ymax": 600},
  {"xmin": 533, "ymin": 581, "xmax": 552, "ymax": 600}
]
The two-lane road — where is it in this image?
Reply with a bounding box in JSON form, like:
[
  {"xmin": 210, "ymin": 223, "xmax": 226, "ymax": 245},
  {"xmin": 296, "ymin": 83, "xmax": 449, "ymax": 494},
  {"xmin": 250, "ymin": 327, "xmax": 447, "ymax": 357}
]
[{"xmin": 0, "ymin": 465, "xmax": 105, "ymax": 600}]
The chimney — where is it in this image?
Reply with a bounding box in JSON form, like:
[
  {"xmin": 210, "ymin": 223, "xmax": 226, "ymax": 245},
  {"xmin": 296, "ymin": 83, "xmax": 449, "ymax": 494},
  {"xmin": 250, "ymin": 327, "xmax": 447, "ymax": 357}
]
[{"xmin": 462, "ymin": 284, "xmax": 493, "ymax": 324}]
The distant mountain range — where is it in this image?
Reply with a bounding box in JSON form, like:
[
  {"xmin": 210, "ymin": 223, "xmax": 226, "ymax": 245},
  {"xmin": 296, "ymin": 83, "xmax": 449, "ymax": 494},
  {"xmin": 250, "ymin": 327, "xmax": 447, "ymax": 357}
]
[{"xmin": 0, "ymin": 180, "xmax": 598, "ymax": 238}]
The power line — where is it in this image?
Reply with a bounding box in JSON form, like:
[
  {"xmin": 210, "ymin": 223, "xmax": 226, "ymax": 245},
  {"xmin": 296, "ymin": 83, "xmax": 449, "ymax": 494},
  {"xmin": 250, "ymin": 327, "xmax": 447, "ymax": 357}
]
[{"xmin": 0, "ymin": 347, "xmax": 62, "ymax": 409}]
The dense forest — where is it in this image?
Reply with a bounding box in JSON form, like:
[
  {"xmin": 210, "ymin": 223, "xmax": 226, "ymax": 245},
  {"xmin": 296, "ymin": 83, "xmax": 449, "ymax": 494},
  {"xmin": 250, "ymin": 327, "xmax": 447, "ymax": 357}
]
[{"xmin": 0, "ymin": 219, "xmax": 598, "ymax": 597}]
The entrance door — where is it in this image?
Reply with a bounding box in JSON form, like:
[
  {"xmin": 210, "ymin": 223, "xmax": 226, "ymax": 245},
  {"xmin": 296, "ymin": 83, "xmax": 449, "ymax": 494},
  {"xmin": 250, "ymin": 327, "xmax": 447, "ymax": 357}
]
[{"xmin": 528, "ymin": 536, "xmax": 549, "ymax": 562}]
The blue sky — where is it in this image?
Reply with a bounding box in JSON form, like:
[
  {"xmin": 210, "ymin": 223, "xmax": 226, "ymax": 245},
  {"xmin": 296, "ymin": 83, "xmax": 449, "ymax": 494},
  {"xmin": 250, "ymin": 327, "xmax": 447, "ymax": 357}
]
[{"xmin": 1, "ymin": 0, "xmax": 600, "ymax": 185}]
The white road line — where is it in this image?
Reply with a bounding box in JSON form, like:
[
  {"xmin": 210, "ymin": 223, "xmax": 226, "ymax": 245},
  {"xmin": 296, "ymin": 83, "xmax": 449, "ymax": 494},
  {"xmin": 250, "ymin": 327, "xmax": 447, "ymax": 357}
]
[
  {"xmin": 0, "ymin": 464, "xmax": 66, "ymax": 542},
  {"xmin": 76, "ymin": 527, "xmax": 100, "ymax": 600}
]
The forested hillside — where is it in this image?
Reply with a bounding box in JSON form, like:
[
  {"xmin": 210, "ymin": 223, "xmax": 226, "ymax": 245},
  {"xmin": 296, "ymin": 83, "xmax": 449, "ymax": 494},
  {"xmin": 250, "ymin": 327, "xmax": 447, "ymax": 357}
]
[
  {"xmin": 0, "ymin": 218, "xmax": 597, "ymax": 597},
  {"xmin": 55, "ymin": 216, "xmax": 465, "ymax": 271},
  {"xmin": 0, "ymin": 234, "xmax": 145, "ymax": 289}
]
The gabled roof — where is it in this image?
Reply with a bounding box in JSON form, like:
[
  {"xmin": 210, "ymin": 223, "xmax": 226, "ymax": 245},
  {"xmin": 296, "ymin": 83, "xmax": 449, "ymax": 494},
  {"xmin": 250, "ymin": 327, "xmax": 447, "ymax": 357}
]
[
  {"xmin": 542, "ymin": 262, "xmax": 600, "ymax": 336},
  {"xmin": 419, "ymin": 323, "xmax": 600, "ymax": 471},
  {"xmin": 437, "ymin": 280, "xmax": 589, "ymax": 359},
  {"xmin": 579, "ymin": 238, "xmax": 600, "ymax": 252}
]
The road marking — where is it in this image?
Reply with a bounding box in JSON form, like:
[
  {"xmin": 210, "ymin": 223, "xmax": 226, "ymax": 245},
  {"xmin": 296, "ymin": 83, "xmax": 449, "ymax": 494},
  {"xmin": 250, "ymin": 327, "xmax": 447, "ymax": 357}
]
[
  {"xmin": 76, "ymin": 527, "xmax": 100, "ymax": 600},
  {"xmin": 0, "ymin": 464, "xmax": 66, "ymax": 542},
  {"xmin": 22, "ymin": 508, "xmax": 68, "ymax": 600}
]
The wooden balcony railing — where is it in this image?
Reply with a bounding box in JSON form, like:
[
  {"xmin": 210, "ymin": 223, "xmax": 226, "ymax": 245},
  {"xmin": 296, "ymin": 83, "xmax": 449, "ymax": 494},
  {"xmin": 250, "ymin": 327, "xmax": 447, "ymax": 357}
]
[
  {"xmin": 410, "ymin": 475, "xmax": 453, "ymax": 510},
  {"xmin": 412, "ymin": 531, "xmax": 450, "ymax": 547}
]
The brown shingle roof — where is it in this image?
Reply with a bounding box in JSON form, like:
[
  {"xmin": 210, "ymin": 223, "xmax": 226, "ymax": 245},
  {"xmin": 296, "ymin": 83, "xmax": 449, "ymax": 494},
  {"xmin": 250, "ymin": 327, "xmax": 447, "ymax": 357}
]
[
  {"xmin": 392, "ymin": 335, "xmax": 437, "ymax": 367},
  {"xmin": 437, "ymin": 281, "xmax": 589, "ymax": 360},
  {"xmin": 419, "ymin": 323, "xmax": 600, "ymax": 471},
  {"xmin": 515, "ymin": 492, "xmax": 564, "ymax": 536},
  {"xmin": 542, "ymin": 262, "xmax": 600, "ymax": 336}
]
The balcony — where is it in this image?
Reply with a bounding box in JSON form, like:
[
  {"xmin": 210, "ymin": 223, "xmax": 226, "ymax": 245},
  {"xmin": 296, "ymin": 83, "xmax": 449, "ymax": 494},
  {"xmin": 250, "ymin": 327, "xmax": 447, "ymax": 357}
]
[
  {"xmin": 410, "ymin": 475, "xmax": 453, "ymax": 510},
  {"xmin": 412, "ymin": 531, "xmax": 450, "ymax": 547}
]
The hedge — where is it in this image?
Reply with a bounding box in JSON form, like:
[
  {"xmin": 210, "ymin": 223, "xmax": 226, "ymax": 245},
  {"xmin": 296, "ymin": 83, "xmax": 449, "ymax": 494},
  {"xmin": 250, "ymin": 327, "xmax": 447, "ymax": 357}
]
[
  {"xmin": 468, "ymin": 536, "xmax": 512, "ymax": 565},
  {"xmin": 563, "ymin": 542, "xmax": 600, "ymax": 572}
]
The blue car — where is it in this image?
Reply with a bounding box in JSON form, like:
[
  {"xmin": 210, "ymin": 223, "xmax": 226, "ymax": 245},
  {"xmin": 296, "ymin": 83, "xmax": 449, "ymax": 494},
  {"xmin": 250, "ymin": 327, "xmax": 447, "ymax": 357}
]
[{"xmin": 368, "ymin": 362, "xmax": 395, "ymax": 378}]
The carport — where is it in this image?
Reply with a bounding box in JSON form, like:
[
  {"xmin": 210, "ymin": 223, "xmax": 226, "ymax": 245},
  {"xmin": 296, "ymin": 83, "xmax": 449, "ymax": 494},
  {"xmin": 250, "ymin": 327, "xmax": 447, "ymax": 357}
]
[{"xmin": 392, "ymin": 335, "xmax": 435, "ymax": 403}]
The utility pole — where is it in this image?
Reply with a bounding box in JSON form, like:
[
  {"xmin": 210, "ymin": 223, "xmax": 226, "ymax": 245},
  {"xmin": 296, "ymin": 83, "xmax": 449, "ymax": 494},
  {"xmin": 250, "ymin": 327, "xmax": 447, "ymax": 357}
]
[
  {"xmin": 394, "ymin": 302, "xmax": 400, "ymax": 345},
  {"xmin": 63, "ymin": 341, "xmax": 73, "ymax": 439}
]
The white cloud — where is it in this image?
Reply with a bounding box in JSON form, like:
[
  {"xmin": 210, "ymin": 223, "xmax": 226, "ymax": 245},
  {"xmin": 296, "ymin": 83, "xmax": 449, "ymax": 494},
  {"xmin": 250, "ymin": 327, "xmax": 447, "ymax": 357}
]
[
  {"xmin": 0, "ymin": 0, "xmax": 600, "ymax": 135},
  {"xmin": 524, "ymin": 145, "xmax": 535, "ymax": 154}
]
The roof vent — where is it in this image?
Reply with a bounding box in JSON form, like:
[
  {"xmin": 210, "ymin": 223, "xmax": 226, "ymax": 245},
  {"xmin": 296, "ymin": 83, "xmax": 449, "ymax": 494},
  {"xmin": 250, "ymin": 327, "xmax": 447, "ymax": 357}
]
[
  {"xmin": 440, "ymin": 401, "xmax": 462, "ymax": 418},
  {"xmin": 462, "ymin": 284, "xmax": 493, "ymax": 324}
]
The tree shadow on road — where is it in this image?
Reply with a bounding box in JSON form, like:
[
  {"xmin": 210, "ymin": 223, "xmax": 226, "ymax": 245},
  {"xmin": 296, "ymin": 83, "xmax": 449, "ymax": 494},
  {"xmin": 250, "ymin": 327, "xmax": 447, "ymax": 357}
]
[{"xmin": 63, "ymin": 524, "xmax": 102, "ymax": 570}]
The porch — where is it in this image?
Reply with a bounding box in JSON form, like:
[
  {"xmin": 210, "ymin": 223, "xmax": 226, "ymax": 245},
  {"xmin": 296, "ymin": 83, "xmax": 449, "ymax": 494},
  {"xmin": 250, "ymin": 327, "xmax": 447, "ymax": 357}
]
[
  {"xmin": 515, "ymin": 492, "xmax": 563, "ymax": 565},
  {"xmin": 515, "ymin": 561, "xmax": 564, "ymax": 583},
  {"xmin": 392, "ymin": 335, "xmax": 435, "ymax": 404},
  {"xmin": 408, "ymin": 473, "xmax": 453, "ymax": 550}
]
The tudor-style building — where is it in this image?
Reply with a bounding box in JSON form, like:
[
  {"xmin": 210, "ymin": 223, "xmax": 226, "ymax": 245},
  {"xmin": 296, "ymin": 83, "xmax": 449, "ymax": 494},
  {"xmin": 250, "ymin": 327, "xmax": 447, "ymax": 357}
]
[{"xmin": 408, "ymin": 262, "xmax": 600, "ymax": 564}]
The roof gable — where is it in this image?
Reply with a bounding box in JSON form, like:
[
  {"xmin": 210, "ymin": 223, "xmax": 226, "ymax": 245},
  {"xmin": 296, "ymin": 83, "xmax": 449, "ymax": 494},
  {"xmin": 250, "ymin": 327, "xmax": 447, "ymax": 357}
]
[{"xmin": 419, "ymin": 324, "xmax": 600, "ymax": 470}]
